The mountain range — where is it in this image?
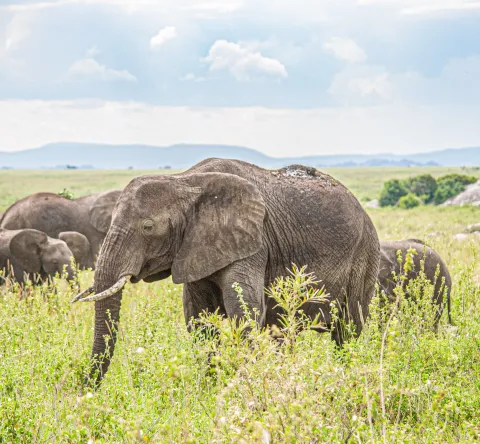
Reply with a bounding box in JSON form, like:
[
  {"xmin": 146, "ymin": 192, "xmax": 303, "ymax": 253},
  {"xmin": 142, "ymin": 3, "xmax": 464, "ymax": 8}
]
[{"xmin": 0, "ymin": 142, "xmax": 479, "ymax": 169}]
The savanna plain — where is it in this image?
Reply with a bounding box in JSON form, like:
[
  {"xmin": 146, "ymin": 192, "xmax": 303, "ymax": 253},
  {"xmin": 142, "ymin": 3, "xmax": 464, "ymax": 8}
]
[{"xmin": 1, "ymin": 167, "xmax": 480, "ymax": 443}]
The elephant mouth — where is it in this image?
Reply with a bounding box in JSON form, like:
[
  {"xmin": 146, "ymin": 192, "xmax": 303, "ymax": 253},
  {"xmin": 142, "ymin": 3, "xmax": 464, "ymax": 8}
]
[{"xmin": 130, "ymin": 266, "xmax": 172, "ymax": 283}]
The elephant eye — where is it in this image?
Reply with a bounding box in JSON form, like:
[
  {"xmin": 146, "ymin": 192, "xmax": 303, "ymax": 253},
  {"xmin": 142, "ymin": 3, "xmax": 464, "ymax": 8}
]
[{"xmin": 142, "ymin": 220, "xmax": 154, "ymax": 234}]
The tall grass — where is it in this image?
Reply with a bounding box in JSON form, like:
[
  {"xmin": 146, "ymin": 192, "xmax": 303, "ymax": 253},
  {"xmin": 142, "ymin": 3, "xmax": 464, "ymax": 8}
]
[{"xmin": 1, "ymin": 241, "xmax": 480, "ymax": 442}]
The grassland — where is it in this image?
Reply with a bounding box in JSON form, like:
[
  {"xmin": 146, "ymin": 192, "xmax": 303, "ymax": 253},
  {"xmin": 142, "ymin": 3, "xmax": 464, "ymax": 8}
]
[
  {"xmin": 1, "ymin": 167, "xmax": 480, "ymax": 442},
  {"xmin": 1, "ymin": 166, "xmax": 479, "ymax": 211}
]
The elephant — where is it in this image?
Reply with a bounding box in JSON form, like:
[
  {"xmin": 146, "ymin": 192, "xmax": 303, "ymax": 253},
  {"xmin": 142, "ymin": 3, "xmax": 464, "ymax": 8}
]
[
  {"xmin": 378, "ymin": 239, "xmax": 452, "ymax": 326},
  {"xmin": 0, "ymin": 228, "xmax": 76, "ymax": 285},
  {"xmin": 59, "ymin": 231, "xmax": 95, "ymax": 270},
  {"xmin": 0, "ymin": 190, "xmax": 122, "ymax": 265},
  {"xmin": 73, "ymin": 159, "xmax": 380, "ymax": 384}
]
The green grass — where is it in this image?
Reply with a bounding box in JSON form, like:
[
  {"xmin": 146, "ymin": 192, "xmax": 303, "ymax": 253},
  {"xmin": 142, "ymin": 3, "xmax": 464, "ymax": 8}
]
[{"xmin": 1, "ymin": 167, "xmax": 480, "ymax": 442}]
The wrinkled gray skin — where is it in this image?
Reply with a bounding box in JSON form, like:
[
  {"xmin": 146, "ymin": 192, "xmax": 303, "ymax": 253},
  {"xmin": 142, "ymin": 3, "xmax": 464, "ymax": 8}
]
[
  {"xmin": 0, "ymin": 190, "xmax": 121, "ymax": 265},
  {"xmin": 59, "ymin": 231, "xmax": 95, "ymax": 270},
  {"xmin": 379, "ymin": 239, "xmax": 452, "ymax": 326},
  {"xmin": 0, "ymin": 228, "xmax": 75, "ymax": 285},
  {"xmin": 87, "ymin": 158, "xmax": 380, "ymax": 384}
]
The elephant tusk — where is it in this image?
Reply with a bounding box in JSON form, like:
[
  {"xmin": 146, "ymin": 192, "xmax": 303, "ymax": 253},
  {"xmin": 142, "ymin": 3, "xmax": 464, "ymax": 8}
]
[
  {"xmin": 71, "ymin": 285, "xmax": 95, "ymax": 303},
  {"xmin": 79, "ymin": 275, "xmax": 132, "ymax": 303}
]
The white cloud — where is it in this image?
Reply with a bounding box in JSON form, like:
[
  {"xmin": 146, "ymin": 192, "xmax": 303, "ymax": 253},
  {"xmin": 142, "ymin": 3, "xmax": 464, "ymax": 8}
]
[
  {"xmin": 0, "ymin": 100, "xmax": 479, "ymax": 156},
  {"xmin": 150, "ymin": 26, "xmax": 177, "ymax": 50},
  {"xmin": 357, "ymin": 0, "xmax": 480, "ymax": 15},
  {"xmin": 323, "ymin": 37, "xmax": 367, "ymax": 64},
  {"xmin": 86, "ymin": 45, "xmax": 101, "ymax": 58},
  {"xmin": 328, "ymin": 54, "xmax": 480, "ymax": 106},
  {"xmin": 204, "ymin": 40, "xmax": 287, "ymax": 81},
  {"xmin": 329, "ymin": 65, "xmax": 393, "ymax": 103},
  {"xmin": 68, "ymin": 58, "xmax": 137, "ymax": 82},
  {"xmin": 5, "ymin": 13, "xmax": 33, "ymax": 52},
  {"xmin": 181, "ymin": 73, "xmax": 207, "ymax": 82}
]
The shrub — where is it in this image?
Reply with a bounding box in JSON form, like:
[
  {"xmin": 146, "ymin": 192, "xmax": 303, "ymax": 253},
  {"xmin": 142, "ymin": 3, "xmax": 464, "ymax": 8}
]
[
  {"xmin": 433, "ymin": 174, "xmax": 477, "ymax": 205},
  {"xmin": 398, "ymin": 193, "xmax": 421, "ymax": 209},
  {"xmin": 58, "ymin": 188, "xmax": 75, "ymax": 200},
  {"xmin": 404, "ymin": 174, "xmax": 437, "ymax": 203},
  {"xmin": 433, "ymin": 179, "xmax": 465, "ymax": 205},
  {"xmin": 379, "ymin": 179, "xmax": 408, "ymax": 207},
  {"xmin": 437, "ymin": 173, "xmax": 477, "ymax": 187}
]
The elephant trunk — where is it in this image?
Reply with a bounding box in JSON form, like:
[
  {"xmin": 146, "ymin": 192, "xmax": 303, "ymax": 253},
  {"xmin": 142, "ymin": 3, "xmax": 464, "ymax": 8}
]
[{"xmin": 87, "ymin": 227, "xmax": 140, "ymax": 385}]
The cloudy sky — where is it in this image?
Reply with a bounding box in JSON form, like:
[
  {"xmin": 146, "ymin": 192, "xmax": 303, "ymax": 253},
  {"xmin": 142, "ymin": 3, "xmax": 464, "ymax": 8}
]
[{"xmin": 0, "ymin": 0, "xmax": 479, "ymax": 157}]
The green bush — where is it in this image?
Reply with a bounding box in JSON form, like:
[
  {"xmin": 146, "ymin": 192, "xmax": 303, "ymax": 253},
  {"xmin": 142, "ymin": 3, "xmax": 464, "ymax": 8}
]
[
  {"xmin": 433, "ymin": 174, "xmax": 477, "ymax": 205},
  {"xmin": 404, "ymin": 174, "xmax": 437, "ymax": 203},
  {"xmin": 379, "ymin": 179, "xmax": 408, "ymax": 207},
  {"xmin": 433, "ymin": 179, "xmax": 466, "ymax": 205},
  {"xmin": 398, "ymin": 193, "xmax": 421, "ymax": 209},
  {"xmin": 58, "ymin": 188, "xmax": 75, "ymax": 200},
  {"xmin": 437, "ymin": 173, "xmax": 477, "ymax": 187}
]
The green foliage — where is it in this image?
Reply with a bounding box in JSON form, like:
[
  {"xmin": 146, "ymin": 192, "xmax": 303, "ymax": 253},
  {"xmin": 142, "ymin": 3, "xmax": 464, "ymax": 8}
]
[
  {"xmin": 432, "ymin": 173, "xmax": 477, "ymax": 205},
  {"xmin": 434, "ymin": 179, "xmax": 465, "ymax": 205},
  {"xmin": 2, "ymin": 229, "xmax": 480, "ymax": 442},
  {"xmin": 58, "ymin": 188, "xmax": 75, "ymax": 200},
  {"xmin": 438, "ymin": 173, "xmax": 477, "ymax": 187},
  {"xmin": 378, "ymin": 172, "xmax": 477, "ymax": 207},
  {"xmin": 398, "ymin": 193, "xmax": 421, "ymax": 209},
  {"xmin": 379, "ymin": 179, "xmax": 408, "ymax": 207},
  {"xmin": 404, "ymin": 174, "xmax": 437, "ymax": 203}
]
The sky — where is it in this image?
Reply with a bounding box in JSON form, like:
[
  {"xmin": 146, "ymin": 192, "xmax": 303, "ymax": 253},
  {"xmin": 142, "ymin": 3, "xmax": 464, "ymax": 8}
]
[{"xmin": 0, "ymin": 0, "xmax": 479, "ymax": 157}]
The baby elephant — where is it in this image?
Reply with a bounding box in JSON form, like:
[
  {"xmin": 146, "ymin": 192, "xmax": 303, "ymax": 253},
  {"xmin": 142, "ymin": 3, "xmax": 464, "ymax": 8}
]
[
  {"xmin": 0, "ymin": 228, "xmax": 76, "ymax": 285},
  {"xmin": 379, "ymin": 239, "xmax": 452, "ymax": 326}
]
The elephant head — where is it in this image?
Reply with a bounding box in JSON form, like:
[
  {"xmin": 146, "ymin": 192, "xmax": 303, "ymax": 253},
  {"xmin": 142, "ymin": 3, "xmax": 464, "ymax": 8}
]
[
  {"xmin": 76, "ymin": 173, "xmax": 265, "ymax": 383},
  {"xmin": 6, "ymin": 229, "xmax": 76, "ymax": 282},
  {"xmin": 59, "ymin": 231, "xmax": 94, "ymax": 270},
  {"xmin": 88, "ymin": 190, "xmax": 123, "ymax": 235}
]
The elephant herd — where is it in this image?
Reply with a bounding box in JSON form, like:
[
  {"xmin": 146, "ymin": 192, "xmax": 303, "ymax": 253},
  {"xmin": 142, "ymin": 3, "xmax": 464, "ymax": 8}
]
[{"xmin": 0, "ymin": 158, "xmax": 452, "ymax": 386}]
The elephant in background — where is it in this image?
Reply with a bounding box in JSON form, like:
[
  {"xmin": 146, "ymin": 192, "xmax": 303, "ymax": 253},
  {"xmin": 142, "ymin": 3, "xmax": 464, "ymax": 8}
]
[
  {"xmin": 0, "ymin": 190, "xmax": 122, "ymax": 265},
  {"xmin": 0, "ymin": 228, "xmax": 76, "ymax": 285},
  {"xmin": 74, "ymin": 158, "xmax": 380, "ymax": 384},
  {"xmin": 379, "ymin": 239, "xmax": 452, "ymax": 326},
  {"xmin": 59, "ymin": 231, "xmax": 95, "ymax": 270}
]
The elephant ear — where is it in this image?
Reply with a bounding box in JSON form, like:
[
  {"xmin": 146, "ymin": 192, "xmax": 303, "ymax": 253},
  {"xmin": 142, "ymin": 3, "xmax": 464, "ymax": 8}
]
[
  {"xmin": 59, "ymin": 231, "xmax": 90, "ymax": 263},
  {"xmin": 10, "ymin": 229, "xmax": 48, "ymax": 273},
  {"xmin": 89, "ymin": 190, "xmax": 122, "ymax": 233},
  {"xmin": 172, "ymin": 172, "xmax": 266, "ymax": 284}
]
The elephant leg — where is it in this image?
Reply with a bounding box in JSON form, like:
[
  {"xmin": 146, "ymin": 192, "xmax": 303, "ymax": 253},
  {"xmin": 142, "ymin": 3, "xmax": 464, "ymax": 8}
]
[
  {"xmin": 333, "ymin": 238, "xmax": 379, "ymax": 347},
  {"xmin": 183, "ymin": 280, "xmax": 226, "ymax": 335},
  {"xmin": 212, "ymin": 250, "xmax": 268, "ymax": 329}
]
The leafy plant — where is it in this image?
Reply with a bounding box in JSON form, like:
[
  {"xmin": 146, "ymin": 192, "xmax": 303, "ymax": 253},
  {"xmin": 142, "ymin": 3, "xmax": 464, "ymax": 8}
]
[
  {"xmin": 379, "ymin": 179, "xmax": 408, "ymax": 207},
  {"xmin": 404, "ymin": 174, "xmax": 437, "ymax": 203},
  {"xmin": 398, "ymin": 192, "xmax": 421, "ymax": 209},
  {"xmin": 58, "ymin": 188, "xmax": 75, "ymax": 200}
]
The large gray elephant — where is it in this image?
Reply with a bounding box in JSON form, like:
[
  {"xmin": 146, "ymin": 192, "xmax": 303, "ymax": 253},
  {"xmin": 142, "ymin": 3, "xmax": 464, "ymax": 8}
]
[
  {"xmin": 0, "ymin": 190, "xmax": 122, "ymax": 264},
  {"xmin": 0, "ymin": 228, "xmax": 76, "ymax": 285},
  {"xmin": 74, "ymin": 159, "xmax": 380, "ymax": 384},
  {"xmin": 379, "ymin": 239, "xmax": 452, "ymax": 326}
]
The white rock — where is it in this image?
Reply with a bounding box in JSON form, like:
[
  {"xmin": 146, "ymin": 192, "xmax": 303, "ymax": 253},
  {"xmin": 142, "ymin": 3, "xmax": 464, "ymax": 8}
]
[
  {"xmin": 465, "ymin": 223, "xmax": 480, "ymax": 233},
  {"xmin": 365, "ymin": 199, "xmax": 380, "ymax": 208},
  {"xmin": 443, "ymin": 180, "xmax": 480, "ymax": 206}
]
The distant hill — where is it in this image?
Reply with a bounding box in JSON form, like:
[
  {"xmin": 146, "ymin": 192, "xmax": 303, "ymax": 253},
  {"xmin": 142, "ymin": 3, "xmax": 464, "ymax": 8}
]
[{"xmin": 0, "ymin": 142, "xmax": 479, "ymax": 169}]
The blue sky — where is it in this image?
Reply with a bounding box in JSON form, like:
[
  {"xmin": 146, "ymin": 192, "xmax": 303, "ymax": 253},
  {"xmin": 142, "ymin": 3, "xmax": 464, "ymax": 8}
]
[{"xmin": 0, "ymin": 0, "xmax": 479, "ymax": 157}]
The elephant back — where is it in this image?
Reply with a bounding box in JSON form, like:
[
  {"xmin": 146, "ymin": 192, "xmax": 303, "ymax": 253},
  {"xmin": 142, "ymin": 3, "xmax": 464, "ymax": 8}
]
[{"xmin": 0, "ymin": 193, "xmax": 77, "ymax": 237}]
